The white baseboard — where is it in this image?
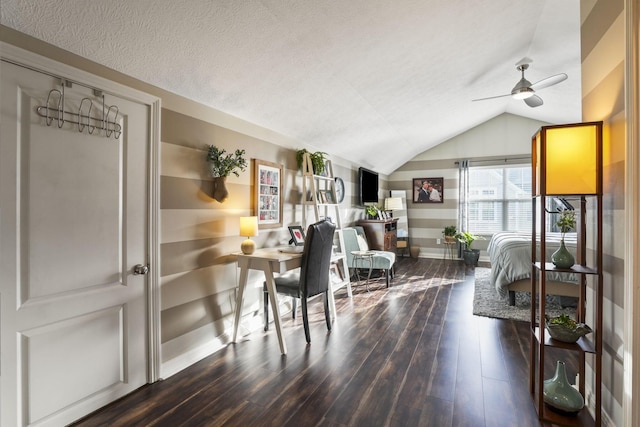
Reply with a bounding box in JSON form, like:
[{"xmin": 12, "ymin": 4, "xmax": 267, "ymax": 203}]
[
  {"xmin": 585, "ymin": 384, "xmax": 615, "ymax": 426},
  {"xmin": 602, "ymin": 410, "xmax": 614, "ymax": 427},
  {"xmin": 161, "ymin": 336, "xmax": 228, "ymax": 379},
  {"xmin": 160, "ymin": 304, "xmax": 290, "ymax": 379}
]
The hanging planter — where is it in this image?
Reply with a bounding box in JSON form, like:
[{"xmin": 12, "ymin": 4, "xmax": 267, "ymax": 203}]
[
  {"xmin": 211, "ymin": 177, "xmax": 229, "ymax": 203},
  {"xmin": 206, "ymin": 145, "xmax": 247, "ymax": 203}
]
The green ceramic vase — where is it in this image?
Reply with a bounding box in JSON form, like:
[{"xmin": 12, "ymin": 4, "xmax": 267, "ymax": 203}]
[
  {"xmin": 552, "ymin": 240, "xmax": 575, "ymax": 269},
  {"xmin": 543, "ymin": 360, "xmax": 584, "ymax": 414}
]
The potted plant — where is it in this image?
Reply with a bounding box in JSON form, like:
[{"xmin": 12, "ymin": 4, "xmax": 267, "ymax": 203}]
[
  {"xmin": 545, "ymin": 314, "xmax": 592, "ymax": 343},
  {"xmin": 365, "ymin": 205, "xmax": 379, "ymax": 219},
  {"xmin": 206, "ymin": 145, "xmax": 247, "ymax": 202},
  {"xmin": 296, "ymin": 149, "xmax": 328, "ymax": 175},
  {"xmin": 443, "ymin": 225, "xmax": 457, "ymax": 243},
  {"xmin": 455, "ymin": 231, "xmax": 485, "ymax": 266},
  {"xmin": 552, "ymin": 209, "xmax": 576, "ymax": 268}
]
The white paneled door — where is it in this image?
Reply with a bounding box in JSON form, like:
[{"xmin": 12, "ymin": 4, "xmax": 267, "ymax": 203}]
[{"xmin": 1, "ymin": 59, "xmax": 151, "ymax": 426}]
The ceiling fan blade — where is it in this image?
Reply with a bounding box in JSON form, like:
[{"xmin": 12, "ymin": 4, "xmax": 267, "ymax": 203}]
[
  {"xmin": 472, "ymin": 93, "xmax": 511, "ymax": 102},
  {"xmin": 524, "ymin": 95, "xmax": 543, "ymax": 108},
  {"xmin": 530, "ymin": 73, "xmax": 567, "ymax": 91}
]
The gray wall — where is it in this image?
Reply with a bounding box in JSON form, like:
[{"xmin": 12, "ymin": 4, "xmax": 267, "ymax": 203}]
[
  {"xmin": 158, "ymin": 109, "xmax": 374, "ymax": 375},
  {"xmin": 581, "ymin": 0, "xmax": 626, "ymax": 423}
]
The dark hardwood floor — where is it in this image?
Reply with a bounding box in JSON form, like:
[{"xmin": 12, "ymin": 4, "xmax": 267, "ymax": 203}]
[{"xmin": 72, "ymin": 257, "xmax": 570, "ymax": 427}]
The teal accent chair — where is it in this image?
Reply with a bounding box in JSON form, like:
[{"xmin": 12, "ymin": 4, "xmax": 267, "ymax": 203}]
[{"xmin": 342, "ymin": 226, "xmax": 396, "ymax": 287}]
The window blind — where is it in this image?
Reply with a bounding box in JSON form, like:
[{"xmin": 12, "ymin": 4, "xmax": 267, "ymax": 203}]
[{"xmin": 466, "ymin": 163, "xmax": 532, "ymax": 234}]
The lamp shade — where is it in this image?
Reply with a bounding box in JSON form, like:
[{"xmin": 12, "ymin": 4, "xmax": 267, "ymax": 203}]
[
  {"xmin": 384, "ymin": 197, "xmax": 403, "ymax": 211},
  {"xmin": 239, "ymin": 216, "xmax": 258, "ymax": 237},
  {"xmin": 533, "ymin": 121, "xmax": 602, "ymax": 196}
]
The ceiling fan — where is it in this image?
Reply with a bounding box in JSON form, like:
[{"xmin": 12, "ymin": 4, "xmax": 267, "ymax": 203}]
[{"xmin": 473, "ymin": 58, "xmax": 568, "ymax": 108}]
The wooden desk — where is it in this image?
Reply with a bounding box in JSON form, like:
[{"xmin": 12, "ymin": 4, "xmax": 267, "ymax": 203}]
[{"xmin": 231, "ymin": 248, "xmax": 336, "ymax": 355}]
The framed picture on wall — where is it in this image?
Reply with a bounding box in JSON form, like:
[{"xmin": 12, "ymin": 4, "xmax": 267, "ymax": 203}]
[
  {"xmin": 412, "ymin": 177, "xmax": 444, "ymax": 203},
  {"xmin": 254, "ymin": 159, "xmax": 283, "ymax": 228}
]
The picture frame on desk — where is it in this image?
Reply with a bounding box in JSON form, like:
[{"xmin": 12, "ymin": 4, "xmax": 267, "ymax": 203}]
[
  {"xmin": 254, "ymin": 159, "xmax": 283, "ymax": 229},
  {"xmin": 288, "ymin": 225, "xmax": 305, "ymax": 246}
]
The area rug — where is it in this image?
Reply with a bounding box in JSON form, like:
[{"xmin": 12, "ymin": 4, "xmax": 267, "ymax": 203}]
[{"xmin": 473, "ymin": 267, "xmax": 576, "ymax": 322}]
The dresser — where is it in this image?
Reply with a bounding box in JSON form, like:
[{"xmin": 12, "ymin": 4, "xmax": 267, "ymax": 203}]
[{"xmin": 356, "ymin": 218, "xmax": 398, "ymax": 253}]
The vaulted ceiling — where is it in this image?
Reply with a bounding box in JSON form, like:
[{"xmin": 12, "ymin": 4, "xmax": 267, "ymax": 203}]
[{"xmin": 1, "ymin": 0, "xmax": 582, "ymax": 175}]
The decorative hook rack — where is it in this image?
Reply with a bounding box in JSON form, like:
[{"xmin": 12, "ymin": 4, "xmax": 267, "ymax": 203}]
[{"xmin": 35, "ymin": 80, "xmax": 122, "ymax": 139}]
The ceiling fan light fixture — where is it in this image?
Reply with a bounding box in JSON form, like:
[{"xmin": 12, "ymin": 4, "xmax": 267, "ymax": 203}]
[
  {"xmin": 473, "ymin": 60, "xmax": 566, "ymax": 107},
  {"xmin": 512, "ymin": 87, "xmax": 534, "ymax": 100},
  {"xmin": 511, "ymin": 71, "xmax": 534, "ymax": 99}
]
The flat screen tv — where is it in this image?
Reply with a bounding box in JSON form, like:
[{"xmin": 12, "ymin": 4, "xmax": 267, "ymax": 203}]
[{"xmin": 359, "ymin": 167, "xmax": 379, "ymax": 205}]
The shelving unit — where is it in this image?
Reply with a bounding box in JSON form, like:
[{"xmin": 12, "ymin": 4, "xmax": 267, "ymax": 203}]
[
  {"xmin": 300, "ymin": 153, "xmax": 353, "ymax": 303},
  {"xmin": 529, "ymin": 122, "xmax": 603, "ymax": 427}
]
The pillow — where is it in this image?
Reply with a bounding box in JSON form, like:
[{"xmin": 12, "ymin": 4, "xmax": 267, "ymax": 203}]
[{"xmin": 356, "ymin": 234, "xmax": 369, "ymax": 252}]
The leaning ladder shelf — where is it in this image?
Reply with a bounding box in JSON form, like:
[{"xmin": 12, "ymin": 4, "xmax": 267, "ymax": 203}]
[{"xmin": 301, "ymin": 153, "xmax": 353, "ymax": 306}]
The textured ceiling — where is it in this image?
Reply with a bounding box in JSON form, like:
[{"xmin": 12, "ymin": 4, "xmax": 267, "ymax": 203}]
[{"xmin": 1, "ymin": 0, "xmax": 582, "ymax": 175}]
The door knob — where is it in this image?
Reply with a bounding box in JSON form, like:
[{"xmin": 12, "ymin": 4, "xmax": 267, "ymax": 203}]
[{"xmin": 133, "ymin": 264, "xmax": 149, "ymax": 275}]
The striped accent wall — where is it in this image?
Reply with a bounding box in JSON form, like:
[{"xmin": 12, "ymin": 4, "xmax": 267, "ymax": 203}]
[
  {"xmin": 388, "ymin": 113, "xmax": 548, "ymax": 259},
  {"xmin": 389, "ymin": 161, "xmax": 460, "ymax": 258},
  {"xmin": 580, "ymin": 0, "xmax": 626, "ymax": 424},
  {"xmin": 160, "ymin": 109, "xmax": 291, "ymax": 372},
  {"xmin": 159, "ymin": 108, "xmax": 367, "ymax": 375}
]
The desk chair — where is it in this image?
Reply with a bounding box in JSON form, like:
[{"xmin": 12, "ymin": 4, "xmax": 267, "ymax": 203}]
[{"xmin": 263, "ymin": 219, "xmax": 336, "ymax": 343}]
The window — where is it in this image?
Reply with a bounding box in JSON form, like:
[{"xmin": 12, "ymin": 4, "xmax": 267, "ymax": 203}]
[{"xmin": 467, "ymin": 165, "xmax": 531, "ymax": 233}]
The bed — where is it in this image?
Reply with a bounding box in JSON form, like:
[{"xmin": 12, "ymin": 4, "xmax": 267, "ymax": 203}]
[{"xmin": 487, "ymin": 231, "xmax": 580, "ymax": 305}]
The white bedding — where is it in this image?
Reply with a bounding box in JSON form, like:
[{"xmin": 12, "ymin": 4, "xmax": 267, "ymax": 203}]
[{"xmin": 487, "ymin": 231, "xmax": 578, "ymax": 298}]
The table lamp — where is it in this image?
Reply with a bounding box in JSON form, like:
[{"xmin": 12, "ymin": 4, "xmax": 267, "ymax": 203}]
[
  {"xmin": 384, "ymin": 197, "xmax": 403, "ymax": 216},
  {"xmin": 239, "ymin": 216, "xmax": 258, "ymax": 254}
]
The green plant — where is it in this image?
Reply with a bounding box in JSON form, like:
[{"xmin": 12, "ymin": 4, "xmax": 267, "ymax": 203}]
[
  {"xmin": 443, "ymin": 225, "xmax": 457, "ymax": 236},
  {"xmin": 365, "ymin": 205, "xmax": 379, "ymax": 218},
  {"xmin": 296, "ymin": 149, "xmax": 327, "ymax": 175},
  {"xmin": 547, "ymin": 314, "xmax": 578, "ymax": 330},
  {"xmin": 556, "ymin": 209, "xmax": 576, "ymax": 241},
  {"xmin": 207, "ymin": 146, "xmax": 247, "ymax": 177},
  {"xmin": 455, "ymin": 231, "xmax": 485, "ymax": 251}
]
